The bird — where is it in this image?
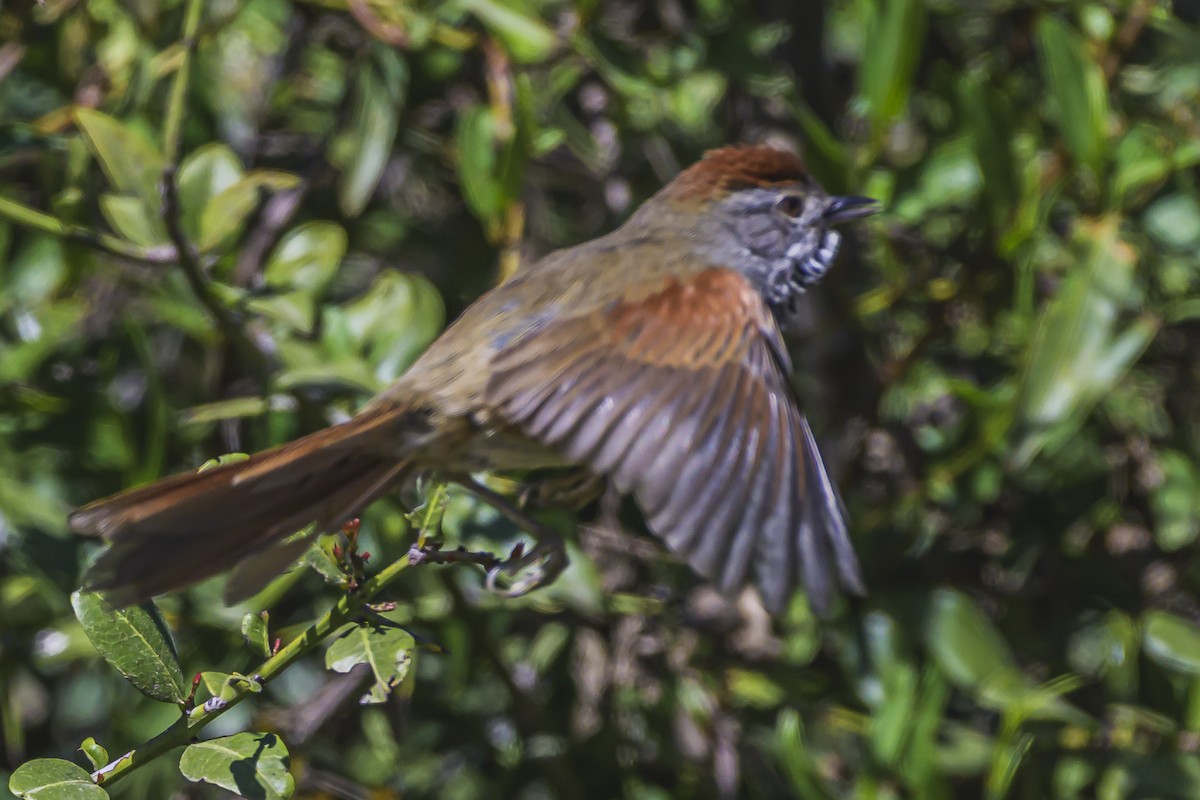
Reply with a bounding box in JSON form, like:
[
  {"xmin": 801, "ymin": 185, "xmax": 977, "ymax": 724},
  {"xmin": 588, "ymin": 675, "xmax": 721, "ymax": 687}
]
[{"xmin": 71, "ymin": 144, "xmax": 877, "ymax": 615}]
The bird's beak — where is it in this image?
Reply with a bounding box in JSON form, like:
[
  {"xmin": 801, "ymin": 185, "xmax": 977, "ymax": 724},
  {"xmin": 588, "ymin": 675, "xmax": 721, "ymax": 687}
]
[{"xmin": 823, "ymin": 195, "xmax": 880, "ymax": 224}]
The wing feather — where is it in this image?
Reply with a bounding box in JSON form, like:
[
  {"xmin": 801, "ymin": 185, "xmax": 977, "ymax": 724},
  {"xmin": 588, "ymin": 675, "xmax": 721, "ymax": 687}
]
[{"xmin": 487, "ymin": 267, "xmax": 864, "ymax": 614}]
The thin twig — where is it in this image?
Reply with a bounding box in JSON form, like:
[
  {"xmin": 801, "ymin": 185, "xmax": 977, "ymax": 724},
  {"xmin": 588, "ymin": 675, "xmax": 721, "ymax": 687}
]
[
  {"xmin": 231, "ymin": 183, "xmax": 307, "ymax": 287},
  {"xmin": 408, "ymin": 543, "xmax": 505, "ymax": 572},
  {"xmin": 162, "ymin": 165, "xmax": 272, "ymax": 387}
]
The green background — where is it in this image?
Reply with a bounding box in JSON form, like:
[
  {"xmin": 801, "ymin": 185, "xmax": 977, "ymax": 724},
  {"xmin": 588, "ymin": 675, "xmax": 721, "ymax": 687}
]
[{"xmin": 3, "ymin": 0, "xmax": 1200, "ymax": 797}]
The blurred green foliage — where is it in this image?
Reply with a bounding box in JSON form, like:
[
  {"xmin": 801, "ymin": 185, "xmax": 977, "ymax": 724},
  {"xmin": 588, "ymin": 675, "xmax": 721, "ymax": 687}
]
[{"xmin": 3, "ymin": 0, "xmax": 1200, "ymax": 797}]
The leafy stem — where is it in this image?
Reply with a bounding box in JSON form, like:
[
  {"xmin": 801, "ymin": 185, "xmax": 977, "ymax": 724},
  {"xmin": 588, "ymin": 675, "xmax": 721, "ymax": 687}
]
[
  {"xmin": 90, "ymin": 486, "xmax": 448, "ymax": 788},
  {"xmin": 0, "ymin": 196, "xmax": 177, "ymax": 264}
]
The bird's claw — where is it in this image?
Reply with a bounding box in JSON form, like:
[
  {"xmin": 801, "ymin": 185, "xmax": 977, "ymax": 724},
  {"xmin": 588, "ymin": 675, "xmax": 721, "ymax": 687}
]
[{"xmin": 485, "ymin": 537, "xmax": 568, "ymax": 597}]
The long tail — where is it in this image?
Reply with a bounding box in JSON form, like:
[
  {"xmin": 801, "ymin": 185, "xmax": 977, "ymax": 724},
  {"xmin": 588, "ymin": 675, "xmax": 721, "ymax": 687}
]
[{"xmin": 72, "ymin": 406, "xmax": 427, "ymax": 606}]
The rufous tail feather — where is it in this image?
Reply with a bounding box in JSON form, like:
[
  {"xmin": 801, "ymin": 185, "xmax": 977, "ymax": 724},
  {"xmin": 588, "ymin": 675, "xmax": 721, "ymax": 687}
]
[{"xmin": 72, "ymin": 406, "xmax": 424, "ymax": 606}]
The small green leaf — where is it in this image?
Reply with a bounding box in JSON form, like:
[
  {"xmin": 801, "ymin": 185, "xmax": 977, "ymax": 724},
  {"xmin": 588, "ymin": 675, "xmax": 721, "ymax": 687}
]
[
  {"xmin": 460, "ymin": 0, "xmax": 558, "ymax": 63},
  {"xmin": 263, "ymin": 222, "xmax": 347, "ymax": 295},
  {"xmin": 773, "ymin": 710, "xmax": 829, "ymax": 798},
  {"xmin": 1068, "ymin": 611, "xmax": 1139, "ymax": 699},
  {"xmin": 335, "ymin": 52, "xmax": 405, "ymax": 217},
  {"xmin": 455, "ymin": 105, "xmax": 503, "ymax": 225},
  {"xmin": 242, "ymin": 611, "xmax": 272, "ymax": 658},
  {"xmin": 1113, "ymin": 124, "xmax": 1172, "ymax": 207},
  {"xmin": 247, "ymin": 292, "xmax": 318, "ymax": 334},
  {"xmin": 75, "ymin": 109, "xmax": 164, "ymax": 208},
  {"xmin": 1151, "ymin": 450, "xmax": 1200, "ymax": 550},
  {"xmin": 325, "ymin": 622, "xmax": 414, "ymax": 705},
  {"xmin": 274, "ymin": 361, "xmax": 380, "ymax": 394},
  {"xmin": 200, "ymin": 671, "xmax": 233, "ymax": 699},
  {"xmin": 179, "ymin": 733, "xmax": 294, "ymax": 800},
  {"xmin": 181, "ymin": 397, "xmax": 272, "ymax": 426},
  {"xmin": 200, "ymin": 671, "xmax": 263, "ymax": 701},
  {"xmin": 335, "ymin": 271, "xmax": 445, "ymax": 385},
  {"xmin": 78, "ymin": 738, "xmax": 108, "ymax": 771},
  {"xmin": 667, "ymin": 71, "xmax": 726, "ymax": 135},
  {"xmin": 1145, "ymin": 193, "xmax": 1200, "ymax": 251},
  {"xmin": 304, "ymin": 543, "xmax": 349, "ymax": 587},
  {"xmin": 71, "ymin": 591, "xmax": 187, "ymax": 705},
  {"xmin": 1035, "ymin": 15, "xmax": 1110, "ymax": 174},
  {"xmin": 725, "ymin": 668, "xmax": 784, "ymax": 709},
  {"xmin": 1144, "ymin": 611, "xmax": 1200, "ymax": 676},
  {"xmin": 7, "ymin": 235, "xmax": 66, "ymax": 308},
  {"xmin": 959, "ymin": 70, "xmax": 1018, "ymax": 229},
  {"xmin": 858, "ymin": 0, "xmax": 926, "ymax": 140},
  {"xmin": 197, "ymin": 171, "xmax": 302, "ymax": 252},
  {"xmin": 98, "ymin": 194, "xmax": 168, "ymax": 247},
  {"xmin": 198, "ymin": 453, "xmax": 251, "ymax": 472},
  {"xmin": 177, "ymin": 144, "xmax": 245, "ymax": 242},
  {"xmin": 923, "ymin": 589, "xmax": 1024, "ymax": 705},
  {"xmin": 9, "ymin": 758, "xmax": 108, "ymax": 799},
  {"xmin": 1013, "ymin": 217, "xmax": 1156, "ymax": 464}
]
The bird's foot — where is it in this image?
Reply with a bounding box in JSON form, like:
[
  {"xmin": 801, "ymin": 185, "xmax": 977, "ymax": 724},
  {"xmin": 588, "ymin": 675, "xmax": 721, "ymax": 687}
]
[
  {"xmin": 485, "ymin": 534, "xmax": 569, "ymax": 597},
  {"xmin": 446, "ymin": 473, "xmax": 572, "ymax": 597}
]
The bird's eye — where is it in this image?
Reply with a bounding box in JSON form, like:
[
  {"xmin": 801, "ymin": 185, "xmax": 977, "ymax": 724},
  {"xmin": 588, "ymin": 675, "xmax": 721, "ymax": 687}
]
[{"xmin": 776, "ymin": 195, "xmax": 805, "ymax": 219}]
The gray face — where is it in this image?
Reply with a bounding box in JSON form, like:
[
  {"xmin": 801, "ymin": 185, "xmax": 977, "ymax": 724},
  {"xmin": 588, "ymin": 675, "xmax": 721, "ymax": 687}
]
[{"xmin": 715, "ymin": 187, "xmax": 847, "ymax": 312}]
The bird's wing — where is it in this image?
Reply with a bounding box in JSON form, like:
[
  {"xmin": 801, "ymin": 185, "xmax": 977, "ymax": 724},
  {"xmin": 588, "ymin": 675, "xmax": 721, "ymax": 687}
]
[{"xmin": 486, "ymin": 267, "xmax": 863, "ymax": 614}]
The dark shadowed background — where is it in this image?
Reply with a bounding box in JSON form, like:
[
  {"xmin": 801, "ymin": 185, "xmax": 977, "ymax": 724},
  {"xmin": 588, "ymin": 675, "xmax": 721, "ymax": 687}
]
[{"xmin": 3, "ymin": 0, "xmax": 1200, "ymax": 797}]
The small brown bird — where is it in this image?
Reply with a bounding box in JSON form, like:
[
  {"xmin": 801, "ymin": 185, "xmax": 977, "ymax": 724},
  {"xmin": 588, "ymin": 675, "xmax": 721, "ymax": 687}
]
[{"xmin": 72, "ymin": 145, "xmax": 875, "ymax": 614}]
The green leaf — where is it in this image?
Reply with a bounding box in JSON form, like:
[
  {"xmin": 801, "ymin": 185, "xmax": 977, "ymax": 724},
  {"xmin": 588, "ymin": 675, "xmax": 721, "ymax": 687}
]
[
  {"xmin": 334, "ymin": 271, "xmax": 445, "ymax": 385},
  {"xmin": 773, "ymin": 710, "xmax": 831, "ymax": 799},
  {"xmin": 197, "ymin": 171, "xmax": 302, "ymax": 252},
  {"xmin": 1113, "ymin": 123, "xmax": 1172, "ymax": 207},
  {"xmin": 9, "ymin": 759, "xmax": 108, "ymax": 800},
  {"xmin": 925, "ymin": 591, "xmax": 1085, "ymax": 724},
  {"xmin": 1013, "ymin": 217, "xmax": 1157, "ymax": 464},
  {"xmin": 274, "ymin": 361, "xmax": 380, "ymax": 394},
  {"xmin": 179, "ymin": 733, "xmax": 294, "ymax": 800},
  {"xmin": 200, "ymin": 671, "xmax": 262, "ymax": 702},
  {"xmin": 304, "ymin": 543, "xmax": 349, "ymax": 587},
  {"xmin": 667, "ymin": 71, "xmax": 726, "ymax": 135},
  {"xmin": 180, "ymin": 396, "xmax": 272, "ymax": 426},
  {"xmin": 923, "ymin": 589, "xmax": 1024, "ymax": 705},
  {"xmin": 1144, "ymin": 611, "xmax": 1200, "ymax": 676},
  {"xmin": 1151, "ymin": 450, "xmax": 1200, "ymax": 550},
  {"xmin": 177, "ymin": 144, "xmax": 246, "ymax": 242},
  {"xmin": 246, "ymin": 292, "xmax": 317, "ymax": 334},
  {"xmin": 959, "ymin": 70, "xmax": 1018, "ymax": 229},
  {"xmin": 726, "ymin": 668, "xmax": 784, "ymax": 709},
  {"xmin": 858, "ymin": 0, "xmax": 925, "ymax": 140},
  {"xmin": 263, "ymin": 222, "xmax": 347, "ymax": 295},
  {"xmin": 1068, "ymin": 611, "xmax": 1139, "ymax": 699},
  {"xmin": 198, "ymin": 453, "xmax": 251, "ymax": 472},
  {"xmin": 325, "ymin": 622, "xmax": 414, "ymax": 705},
  {"xmin": 455, "ymin": 105, "xmax": 503, "ymax": 225},
  {"xmin": 335, "ymin": 52, "xmax": 405, "ymax": 217},
  {"xmin": 460, "ymin": 0, "xmax": 558, "ymax": 63},
  {"xmin": 98, "ymin": 194, "xmax": 168, "ymax": 247},
  {"xmin": 70, "ymin": 591, "xmax": 187, "ymax": 705},
  {"xmin": 75, "ymin": 109, "xmax": 164, "ymax": 208},
  {"xmin": 6, "ymin": 235, "xmax": 66, "ymax": 308},
  {"xmin": 78, "ymin": 738, "xmax": 108, "ymax": 771},
  {"xmin": 1145, "ymin": 193, "xmax": 1200, "ymax": 251},
  {"xmin": 200, "ymin": 671, "xmax": 233, "ymax": 699},
  {"xmin": 1035, "ymin": 15, "xmax": 1110, "ymax": 174},
  {"xmin": 241, "ymin": 611, "xmax": 271, "ymax": 658}
]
